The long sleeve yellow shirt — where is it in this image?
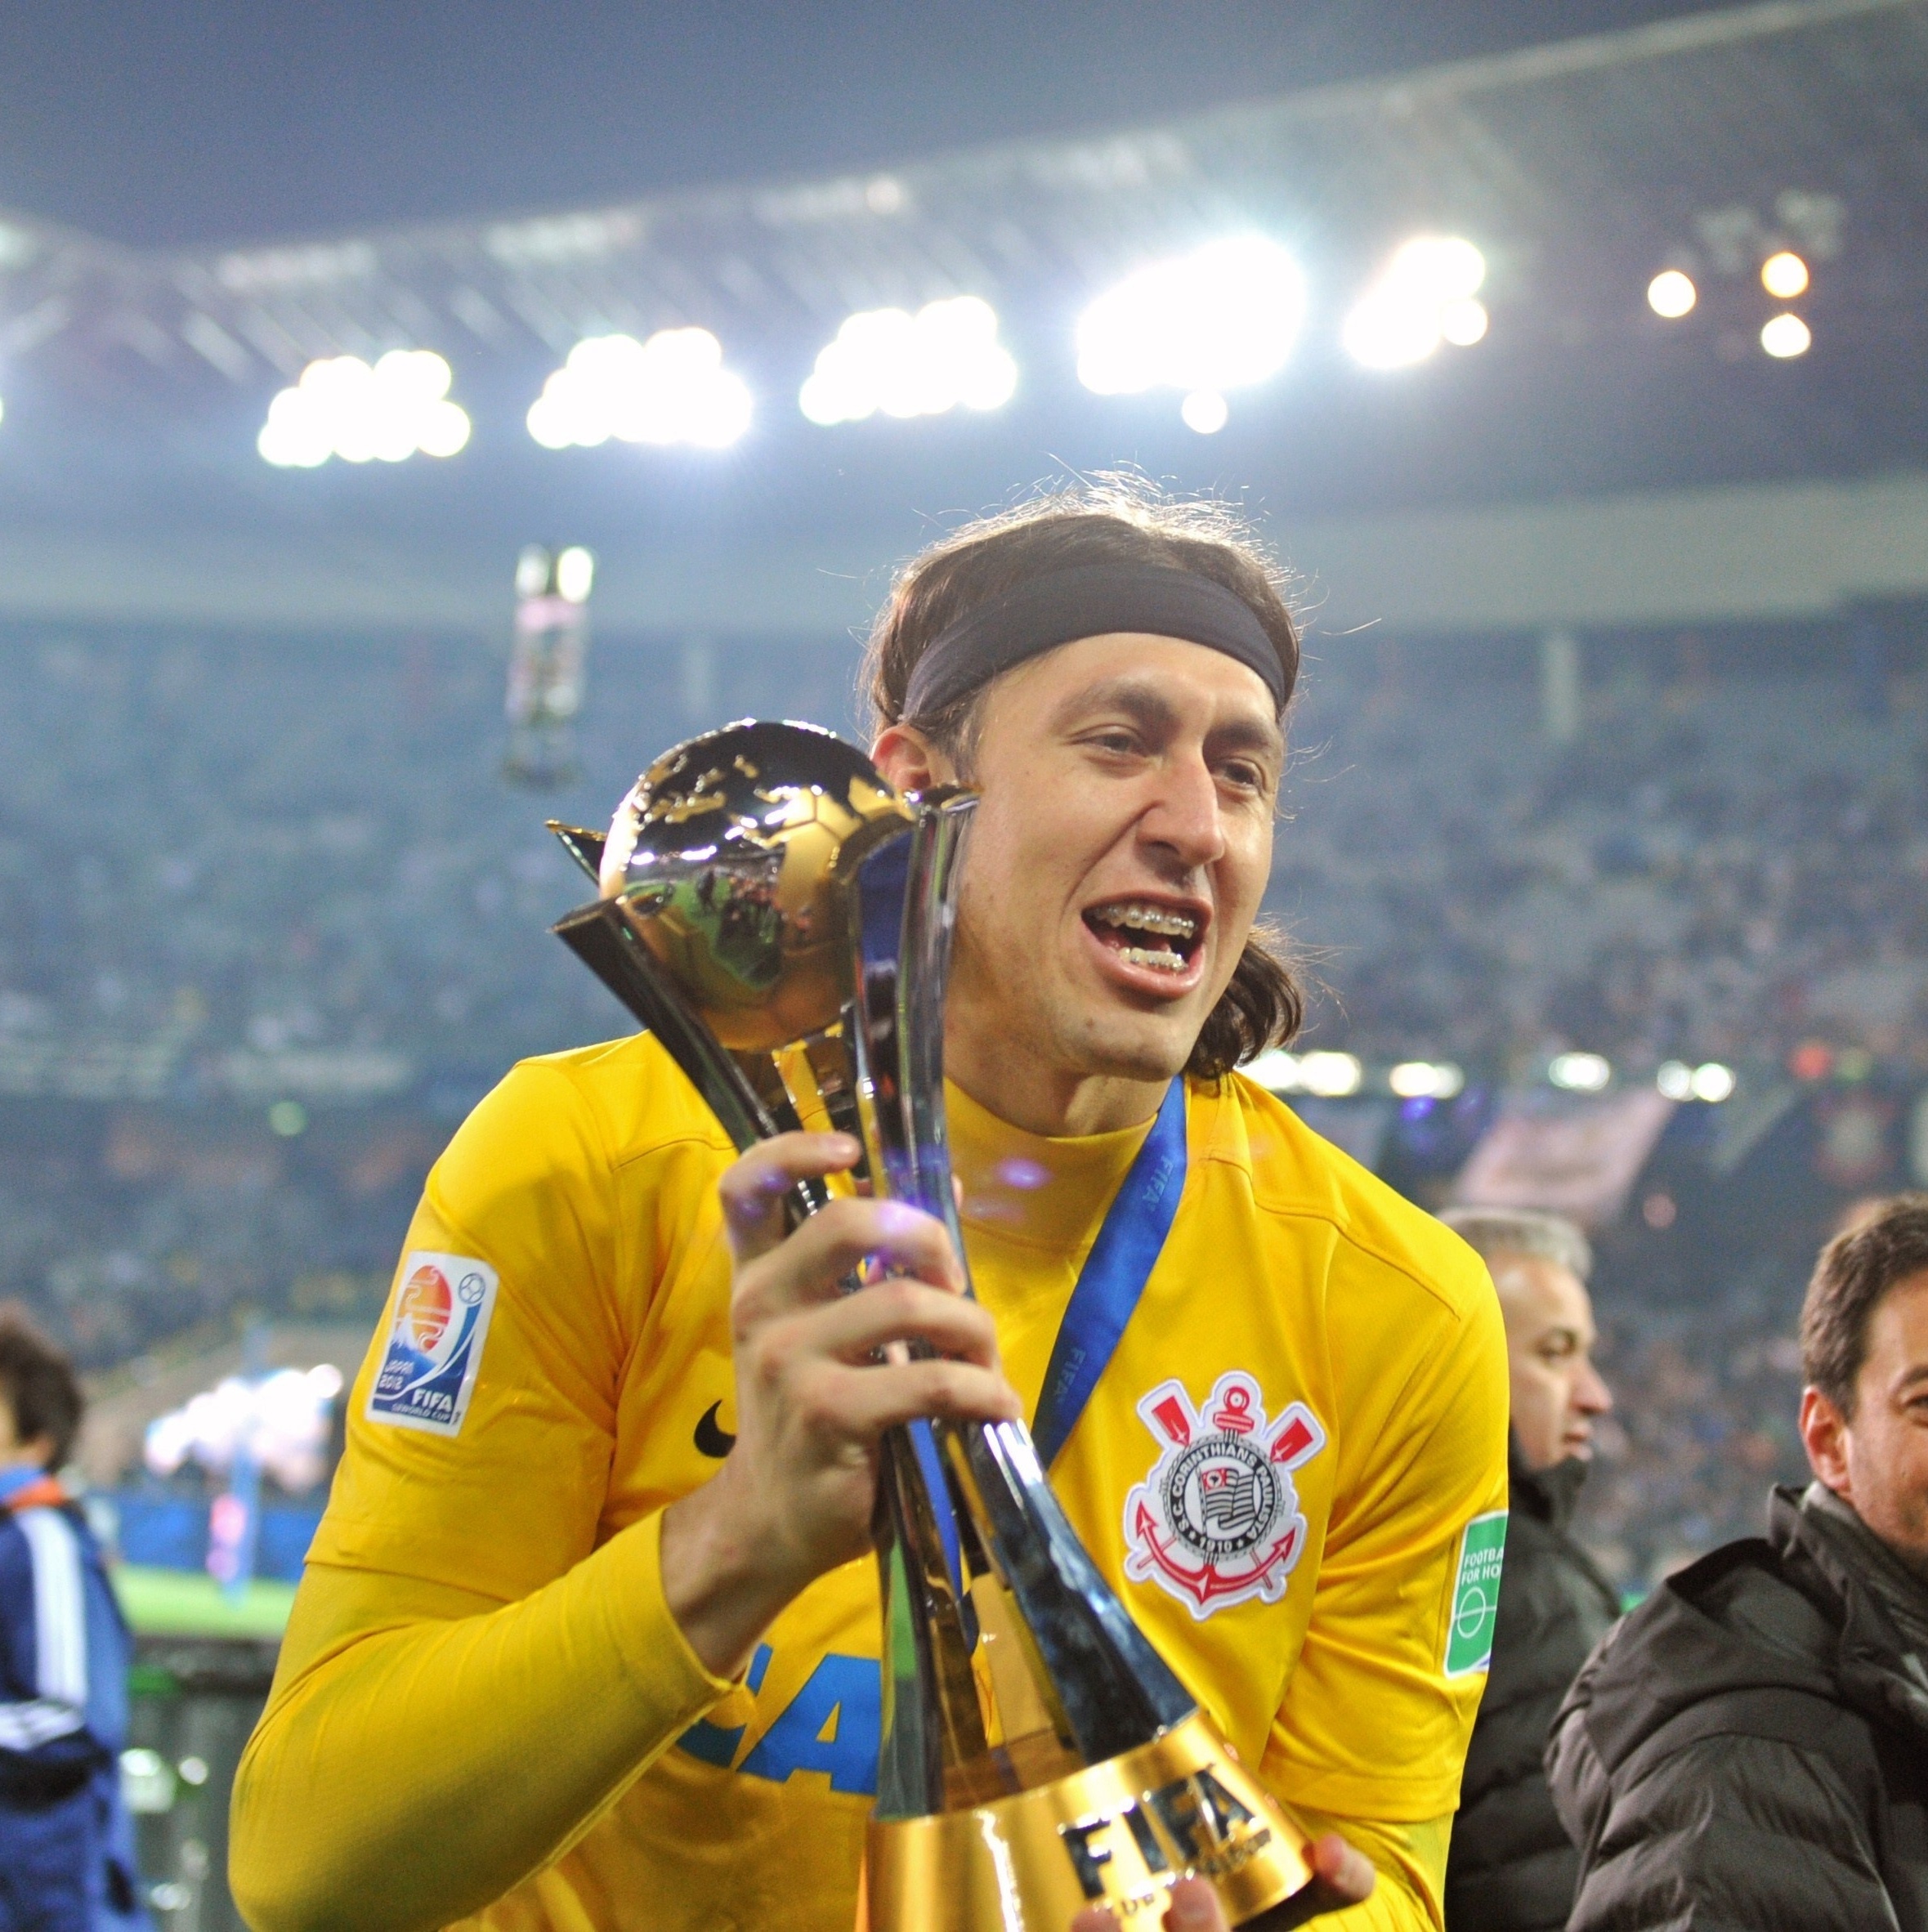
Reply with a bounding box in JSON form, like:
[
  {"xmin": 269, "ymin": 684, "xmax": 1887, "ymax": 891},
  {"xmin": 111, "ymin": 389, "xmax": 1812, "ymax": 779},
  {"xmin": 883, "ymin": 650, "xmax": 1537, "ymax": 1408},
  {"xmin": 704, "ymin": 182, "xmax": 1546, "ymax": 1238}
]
[{"xmin": 231, "ymin": 1036, "xmax": 1508, "ymax": 1932}]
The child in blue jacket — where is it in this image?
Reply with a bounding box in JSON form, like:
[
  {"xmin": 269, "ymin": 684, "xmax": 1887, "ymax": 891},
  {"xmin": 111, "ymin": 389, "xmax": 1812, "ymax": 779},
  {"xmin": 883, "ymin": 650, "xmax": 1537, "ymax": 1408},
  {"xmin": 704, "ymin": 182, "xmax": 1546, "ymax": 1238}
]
[{"xmin": 0, "ymin": 1307, "xmax": 147, "ymax": 1932}]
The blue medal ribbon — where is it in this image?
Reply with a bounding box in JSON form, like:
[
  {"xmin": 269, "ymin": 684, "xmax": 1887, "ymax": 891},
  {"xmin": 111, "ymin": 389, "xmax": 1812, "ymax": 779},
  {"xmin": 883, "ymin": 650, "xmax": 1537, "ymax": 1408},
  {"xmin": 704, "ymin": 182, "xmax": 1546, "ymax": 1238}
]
[{"xmin": 1030, "ymin": 1079, "xmax": 1188, "ymax": 1469}]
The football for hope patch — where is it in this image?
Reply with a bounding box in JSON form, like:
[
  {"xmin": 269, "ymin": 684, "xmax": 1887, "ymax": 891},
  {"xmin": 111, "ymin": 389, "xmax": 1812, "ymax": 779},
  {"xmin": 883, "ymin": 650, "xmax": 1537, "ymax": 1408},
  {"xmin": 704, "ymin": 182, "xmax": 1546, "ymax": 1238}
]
[
  {"xmin": 1124, "ymin": 1371, "xmax": 1326, "ymax": 1621},
  {"xmin": 367, "ymin": 1251, "xmax": 499, "ymax": 1436},
  {"xmin": 1445, "ymin": 1510, "xmax": 1508, "ymax": 1677}
]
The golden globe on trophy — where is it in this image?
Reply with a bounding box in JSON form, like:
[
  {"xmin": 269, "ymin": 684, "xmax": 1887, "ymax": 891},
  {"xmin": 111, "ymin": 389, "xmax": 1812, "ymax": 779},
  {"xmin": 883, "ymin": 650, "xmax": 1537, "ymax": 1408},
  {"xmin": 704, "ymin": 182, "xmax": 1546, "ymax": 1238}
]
[{"xmin": 550, "ymin": 720, "xmax": 1318, "ymax": 1931}]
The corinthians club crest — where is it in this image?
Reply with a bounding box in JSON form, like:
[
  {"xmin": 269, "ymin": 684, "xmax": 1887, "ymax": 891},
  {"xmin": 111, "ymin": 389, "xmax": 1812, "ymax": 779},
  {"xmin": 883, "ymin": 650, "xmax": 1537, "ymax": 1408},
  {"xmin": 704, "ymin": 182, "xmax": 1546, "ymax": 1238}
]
[{"xmin": 1124, "ymin": 1371, "xmax": 1326, "ymax": 1620}]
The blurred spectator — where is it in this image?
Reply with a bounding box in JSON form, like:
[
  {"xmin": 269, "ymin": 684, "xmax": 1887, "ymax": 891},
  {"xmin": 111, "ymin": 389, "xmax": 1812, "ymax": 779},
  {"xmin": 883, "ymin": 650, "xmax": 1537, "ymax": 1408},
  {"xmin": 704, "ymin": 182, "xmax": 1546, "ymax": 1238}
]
[
  {"xmin": 1550, "ymin": 1196, "xmax": 1928, "ymax": 1932},
  {"xmin": 1277, "ymin": 634, "xmax": 1928, "ymax": 1076},
  {"xmin": 0, "ymin": 1305, "xmax": 147, "ymax": 1932},
  {"xmin": 1439, "ymin": 1209, "xmax": 1618, "ymax": 1932}
]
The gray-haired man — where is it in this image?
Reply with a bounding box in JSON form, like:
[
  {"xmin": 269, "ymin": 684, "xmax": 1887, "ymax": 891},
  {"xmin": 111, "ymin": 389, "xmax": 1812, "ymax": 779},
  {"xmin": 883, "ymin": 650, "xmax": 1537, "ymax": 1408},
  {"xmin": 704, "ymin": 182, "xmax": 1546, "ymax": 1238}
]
[{"xmin": 1438, "ymin": 1208, "xmax": 1617, "ymax": 1932}]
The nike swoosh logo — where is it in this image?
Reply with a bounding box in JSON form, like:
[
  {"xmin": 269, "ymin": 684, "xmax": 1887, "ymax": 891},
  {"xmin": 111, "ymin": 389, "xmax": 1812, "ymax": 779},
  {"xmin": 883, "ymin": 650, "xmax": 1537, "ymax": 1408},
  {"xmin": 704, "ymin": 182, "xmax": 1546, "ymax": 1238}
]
[{"xmin": 694, "ymin": 1401, "xmax": 736, "ymax": 1459}]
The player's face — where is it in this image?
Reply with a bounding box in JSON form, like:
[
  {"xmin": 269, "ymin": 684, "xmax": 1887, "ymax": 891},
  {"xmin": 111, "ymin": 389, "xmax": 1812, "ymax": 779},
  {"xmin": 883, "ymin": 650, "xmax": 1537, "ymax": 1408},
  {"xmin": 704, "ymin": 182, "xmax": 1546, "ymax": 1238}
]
[
  {"xmin": 1496, "ymin": 1254, "xmax": 1611, "ymax": 1470},
  {"xmin": 894, "ymin": 633, "xmax": 1282, "ymax": 1111},
  {"xmin": 1803, "ymin": 1272, "xmax": 1928, "ymax": 1581}
]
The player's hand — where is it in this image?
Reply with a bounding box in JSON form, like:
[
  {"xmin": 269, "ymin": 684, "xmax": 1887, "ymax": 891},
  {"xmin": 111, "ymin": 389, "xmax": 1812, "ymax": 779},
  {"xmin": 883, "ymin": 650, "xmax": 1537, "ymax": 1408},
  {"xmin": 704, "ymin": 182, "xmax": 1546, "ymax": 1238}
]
[
  {"xmin": 661, "ymin": 1131, "xmax": 1022, "ymax": 1678},
  {"xmin": 1068, "ymin": 1836, "xmax": 1376, "ymax": 1932}
]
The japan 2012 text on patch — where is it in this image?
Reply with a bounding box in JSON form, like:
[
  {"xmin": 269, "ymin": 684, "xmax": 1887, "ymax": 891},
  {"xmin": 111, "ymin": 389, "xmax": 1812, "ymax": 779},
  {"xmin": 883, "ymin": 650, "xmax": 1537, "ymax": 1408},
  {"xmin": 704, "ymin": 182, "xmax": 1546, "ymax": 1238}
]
[{"xmin": 367, "ymin": 1251, "xmax": 499, "ymax": 1436}]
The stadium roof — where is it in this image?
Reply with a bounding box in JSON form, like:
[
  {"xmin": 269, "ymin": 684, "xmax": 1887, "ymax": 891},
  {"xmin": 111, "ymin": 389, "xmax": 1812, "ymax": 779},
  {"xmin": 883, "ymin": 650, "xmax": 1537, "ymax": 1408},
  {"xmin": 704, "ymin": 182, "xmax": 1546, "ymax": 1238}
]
[{"xmin": 2, "ymin": 0, "xmax": 1925, "ymax": 633}]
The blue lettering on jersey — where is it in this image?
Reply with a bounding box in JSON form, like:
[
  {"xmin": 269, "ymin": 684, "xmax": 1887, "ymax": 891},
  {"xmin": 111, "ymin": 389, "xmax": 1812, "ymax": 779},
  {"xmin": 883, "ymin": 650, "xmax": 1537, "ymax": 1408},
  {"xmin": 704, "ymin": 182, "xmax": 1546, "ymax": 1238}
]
[
  {"xmin": 676, "ymin": 1644, "xmax": 773, "ymax": 1768},
  {"xmin": 677, "ymin": 1648, "xmax": 880, "ymax": 1797},
  {"xmin": 740, "ymin": 1653, "xmax": 879, "ymax": 1795}
]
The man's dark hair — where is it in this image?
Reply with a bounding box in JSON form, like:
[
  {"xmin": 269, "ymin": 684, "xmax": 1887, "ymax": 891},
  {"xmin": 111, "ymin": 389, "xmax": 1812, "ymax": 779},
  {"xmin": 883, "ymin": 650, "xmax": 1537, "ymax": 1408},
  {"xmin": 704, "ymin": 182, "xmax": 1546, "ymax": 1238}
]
[
  {"xmin": 860, "ymin": 480, "xmax": 1304, "ymax": 1081},
  {"xmin": 0, "ymin": 1304, "xmax": 83, "ymax": 1470},
  {"xmin": 1801, "ymin": 1196, "xmax": 1928, "ymax": 1417}
]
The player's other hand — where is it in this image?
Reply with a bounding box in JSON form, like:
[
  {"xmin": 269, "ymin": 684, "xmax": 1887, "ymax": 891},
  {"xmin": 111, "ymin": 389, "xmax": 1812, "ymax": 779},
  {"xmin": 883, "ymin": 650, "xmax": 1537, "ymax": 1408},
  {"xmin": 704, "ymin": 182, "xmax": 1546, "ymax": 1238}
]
[
  {"xmin": 1068, "ymin": 1836, "xmax": 1376, "ymax": 1932},
  {"xmin": 661, "ymin": 1131, "xmax": 1022, "ymax": 1678}
]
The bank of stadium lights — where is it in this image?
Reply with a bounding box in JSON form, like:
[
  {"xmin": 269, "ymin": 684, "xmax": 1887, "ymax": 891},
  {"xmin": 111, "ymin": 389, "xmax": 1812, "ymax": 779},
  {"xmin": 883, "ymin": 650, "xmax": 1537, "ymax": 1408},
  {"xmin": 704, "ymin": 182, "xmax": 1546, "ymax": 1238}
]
[
  {"xmin": 520, "ymin": 543, "xmax": 596, "ymax": 604},
  {"xmin": 1647, "ymin": 269, "xmax": 1698, "ymax": 320},
  {"xmin": 798, "ymin": 297, "xmax": 1017, "ymax": 426},
  {"xmin": 1246, "ymin": 1049, "xmax": 1363, "ymax": 1098},
  {"xmin": 1760, "ymin": 248, "xmax": 1814, "ymax": 353},
  {"xmin": 1179, "ymin": 390, "xmax": 1229, "ymax": 436},
  {"xmin": 1657, "ymin": 1059, "xmax": 1736, "ymax": 1103},
  {"xmin": 1761, "ymin": 251, "xmax": 1809, "ymax": 299},
  {"xmin": 527, "ymin": 329, "xmax": 751, "ymax": 450},
  {"xmin": 1389, "ymin": 1060, "xmax": 1466, "ymax": 1101},
  {"xmin": 1648, "ymin": 252, "xmax": 1812, "ymax": 357},
  {"xmin": 1076, "ymin": 237, "xmax": 1306, "ymax": 432},
  {"xmin": 1341, "ymin": 236, "xmax": 1488, "ymax": 371},
  {"xmin": 257, "ymin": 351, "xmax": 472, "ymax": 467},
  {"xmin": 1547, "ymin": 1051, "xmax": 1613, "ymax": 1093}
]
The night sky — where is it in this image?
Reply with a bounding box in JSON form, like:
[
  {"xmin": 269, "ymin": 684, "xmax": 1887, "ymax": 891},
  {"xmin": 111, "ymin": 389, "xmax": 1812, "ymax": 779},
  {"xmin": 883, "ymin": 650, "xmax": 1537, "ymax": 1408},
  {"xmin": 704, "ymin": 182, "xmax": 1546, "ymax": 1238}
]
[{"xmin": 7, "ymin": 2, "xmax": 1729, "ymax": 247}]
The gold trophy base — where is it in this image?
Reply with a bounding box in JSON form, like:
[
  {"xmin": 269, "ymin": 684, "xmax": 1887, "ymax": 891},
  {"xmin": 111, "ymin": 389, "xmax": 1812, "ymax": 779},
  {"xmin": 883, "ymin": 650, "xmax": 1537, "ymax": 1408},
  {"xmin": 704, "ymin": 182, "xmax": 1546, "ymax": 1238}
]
[{"xmin": 859, "ymin": 1711, "xmax": 1316, "ymax": 1932}]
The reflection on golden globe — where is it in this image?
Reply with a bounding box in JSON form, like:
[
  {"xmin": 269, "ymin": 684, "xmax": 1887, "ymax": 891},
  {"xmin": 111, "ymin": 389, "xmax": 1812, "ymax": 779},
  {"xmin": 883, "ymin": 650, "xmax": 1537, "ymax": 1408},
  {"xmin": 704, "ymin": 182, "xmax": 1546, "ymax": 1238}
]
[{"xmin": 597, "ymin": 718, "xmax": 912, "ymax": 1051}]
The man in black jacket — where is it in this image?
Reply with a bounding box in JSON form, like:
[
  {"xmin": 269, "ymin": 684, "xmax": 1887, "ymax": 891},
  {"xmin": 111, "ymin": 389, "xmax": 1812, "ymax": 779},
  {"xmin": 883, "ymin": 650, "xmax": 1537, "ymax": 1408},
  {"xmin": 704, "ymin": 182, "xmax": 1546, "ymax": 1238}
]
[
  {"xmin": 1441, "ymin": 1208, "xmax": 1620, "ymax": 1932},
  {"xmin": 1550, "ymin": 1195, "xmax": 1928, "ymax": 1932}
]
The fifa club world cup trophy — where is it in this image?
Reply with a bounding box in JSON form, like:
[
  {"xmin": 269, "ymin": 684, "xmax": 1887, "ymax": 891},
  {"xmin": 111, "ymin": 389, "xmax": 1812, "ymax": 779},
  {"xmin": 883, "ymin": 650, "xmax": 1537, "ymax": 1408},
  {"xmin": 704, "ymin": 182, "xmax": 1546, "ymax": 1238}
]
[{"xmin": 552, "ymin": 721, "xmax": 1317, "ymax": 1930}]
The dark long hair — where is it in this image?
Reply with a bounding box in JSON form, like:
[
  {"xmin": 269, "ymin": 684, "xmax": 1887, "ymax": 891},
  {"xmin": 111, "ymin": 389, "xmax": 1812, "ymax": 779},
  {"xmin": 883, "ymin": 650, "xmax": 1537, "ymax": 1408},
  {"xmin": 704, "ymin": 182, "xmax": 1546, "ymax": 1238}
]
[
  {"xmin": 1803, "ymin": 1196, "xmax": 1928, "ymax": 1416},
  {"xmin": 861, "ymin": 481, "xmax": 1304, "ymax": 1080}
]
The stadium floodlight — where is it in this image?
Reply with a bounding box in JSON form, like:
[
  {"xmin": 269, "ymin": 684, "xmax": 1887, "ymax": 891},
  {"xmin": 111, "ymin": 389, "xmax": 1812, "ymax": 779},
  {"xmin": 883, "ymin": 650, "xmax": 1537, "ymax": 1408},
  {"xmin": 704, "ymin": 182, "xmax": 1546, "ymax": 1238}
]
[
  {"xmin": 1298, "ymin": 1051, "xmax": 1364, "ymax": 1098},
  {"xmin": 258, "ymin": 350, "xmax": 472, "ymax": 467},
  {"xmin": 1760, "ymin": 312, "xmax": 1812, "ymax": 359},
  {"xmin": 1657, "ymin": 1058, "xmax": 1737, "ymax": 1102},
  {"xmin": 1438, "ymin": 298, "xmax": 1489, "ymax": 347},
  {"xmin": 1389, "ymin": 1060, "xmax": 1465, "ymax": 1100},
  {"xmin": 1760, "ymin": 250, "xmax": 1809, "ymax": 299},
  {"xmin": 1076, "ymin": 236, "xmax": 1306, "ymax": 420},
  {"xmin": 1689, "ymin": 1062, "xmax": 1736, "ymax": 1102},
  {"xmin": 527, "ymin": 329, "xmax": 752, "ymax": 450},
  {"xmin": 1342, "ymin": 235, "xmax": 1487, "ymax": 370},
  {"xmin": 1245, "ymin": 1049, "xmax": 1300, "ymax": 1092},
  {"xmin": 798, "ymin": 296, "xmax": 1016, "ymax": 426},
  {"xmin": 1179, "ymin": 388, "xmax": 1229, "ymax": 435},
  {"xmin": 1548, "ymin": 1051, "xmax": 1612, "ymax": 1093},
  {"xmin": 1656, "ymin": 1060, "xmax": 1694, "ymax": 1100},
  {"xmin": 1647, "ymin": 270, "xmax": 1698, "ymax": 320},
  {"xmin": 515, "ymin": 544, "xmax": 551, "ymax": 599},
  {"xmin": 554, "ymin": 546, "xmax": 595, "ymax": 604}
]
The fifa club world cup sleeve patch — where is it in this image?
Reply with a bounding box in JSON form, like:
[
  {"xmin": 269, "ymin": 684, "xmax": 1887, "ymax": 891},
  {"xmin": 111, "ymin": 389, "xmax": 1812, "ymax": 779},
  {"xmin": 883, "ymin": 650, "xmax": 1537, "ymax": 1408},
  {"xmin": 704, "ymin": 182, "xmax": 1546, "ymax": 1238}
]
[
  {"xmin": 366, "ymin": 1252, "xmax": 499, "ymax": 1436},
  {"xmin": 1444, "ymin": 1510, "xmax": 1508, "ymax": 1677},
  {"xmin": 1123, "ymin": 1371, "xmax": 1326, "ymax": 1621}
]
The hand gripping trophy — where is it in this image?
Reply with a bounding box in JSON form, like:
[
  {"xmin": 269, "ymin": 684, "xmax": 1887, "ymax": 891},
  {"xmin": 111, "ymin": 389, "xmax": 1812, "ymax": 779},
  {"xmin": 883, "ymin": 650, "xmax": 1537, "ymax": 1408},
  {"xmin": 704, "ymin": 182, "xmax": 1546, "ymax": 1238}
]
[{"xmin": 551, "ymin": 719, "xmax": 1318, "ymax": 1931}]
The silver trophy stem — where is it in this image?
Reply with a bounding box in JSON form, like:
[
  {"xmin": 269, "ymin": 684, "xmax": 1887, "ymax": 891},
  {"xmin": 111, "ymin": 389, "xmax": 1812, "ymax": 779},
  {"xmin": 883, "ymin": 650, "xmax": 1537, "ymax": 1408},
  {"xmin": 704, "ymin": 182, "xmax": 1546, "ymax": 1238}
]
[
  {"xmin": 552, "ymin": 761, "xmax": 1193, "ymax": 1821},
  {"xmin": 845, "ymin": 803, "xmax": 1195, "ymax": 1818}
]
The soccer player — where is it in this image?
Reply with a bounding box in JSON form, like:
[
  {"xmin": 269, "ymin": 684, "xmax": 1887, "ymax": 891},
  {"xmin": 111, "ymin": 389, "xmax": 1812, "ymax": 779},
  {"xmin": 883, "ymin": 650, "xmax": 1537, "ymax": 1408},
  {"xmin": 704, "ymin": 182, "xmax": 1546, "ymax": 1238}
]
[{"xmin": 230, "ymin": 488, "xmax": 1509, "ymax": 1932}]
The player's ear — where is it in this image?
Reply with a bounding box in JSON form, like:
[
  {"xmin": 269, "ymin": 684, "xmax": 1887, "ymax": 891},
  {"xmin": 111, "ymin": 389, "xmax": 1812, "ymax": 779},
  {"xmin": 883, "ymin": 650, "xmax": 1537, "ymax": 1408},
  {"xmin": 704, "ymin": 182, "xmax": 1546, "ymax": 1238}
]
[
  {"xmin": 873, "ymin": 723, "xmax": 951, "ymax": 794},
  {"xmin": 1800, "ymin": 1384, "xmax": 1852, "ymax": 1495}
]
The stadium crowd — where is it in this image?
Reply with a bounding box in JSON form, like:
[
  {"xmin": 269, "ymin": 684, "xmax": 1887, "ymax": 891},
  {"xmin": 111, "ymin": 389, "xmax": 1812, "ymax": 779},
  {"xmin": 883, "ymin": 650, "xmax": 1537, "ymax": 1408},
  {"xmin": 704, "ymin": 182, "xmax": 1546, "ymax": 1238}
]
[
  {"xmin": 1280, "ymin": 628, "xmax": 1928, "ymax": 1077},
  {"xmin": 0, "ymin": 614, "xmax": 1922, "ymax": 1598}
]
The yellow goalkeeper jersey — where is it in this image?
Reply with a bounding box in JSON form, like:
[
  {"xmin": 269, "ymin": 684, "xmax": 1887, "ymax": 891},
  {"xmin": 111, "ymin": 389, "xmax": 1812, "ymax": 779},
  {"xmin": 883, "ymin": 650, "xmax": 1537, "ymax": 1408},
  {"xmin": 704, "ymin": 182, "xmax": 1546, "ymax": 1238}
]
[{"xmin": 232, "ymin": 1033, "xmax": 1507, "ymax": 1932}]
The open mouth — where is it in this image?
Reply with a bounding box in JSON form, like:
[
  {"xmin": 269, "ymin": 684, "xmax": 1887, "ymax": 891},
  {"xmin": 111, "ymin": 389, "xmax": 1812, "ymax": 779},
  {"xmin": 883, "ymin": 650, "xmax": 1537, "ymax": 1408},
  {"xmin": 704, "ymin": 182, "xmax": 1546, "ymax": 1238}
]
[{"xmin": 1082, "ymin": 898, "xmax": 1206, "ymax": 975}]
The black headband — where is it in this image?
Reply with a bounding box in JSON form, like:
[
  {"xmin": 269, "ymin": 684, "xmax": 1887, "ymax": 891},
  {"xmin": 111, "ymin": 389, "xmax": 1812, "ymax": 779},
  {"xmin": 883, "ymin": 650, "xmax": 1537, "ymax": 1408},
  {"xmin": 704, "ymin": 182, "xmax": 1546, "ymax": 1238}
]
[{"xmin": 901, "ymin": 562, "xmax": 1292, "ymax": 722}]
